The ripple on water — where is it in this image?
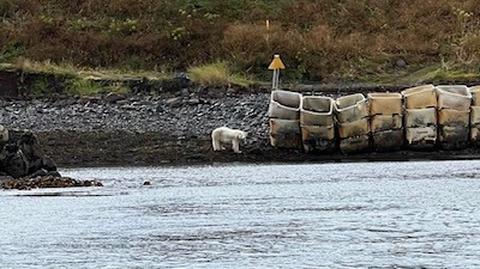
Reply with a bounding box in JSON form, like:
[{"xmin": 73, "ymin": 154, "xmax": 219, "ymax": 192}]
[{"xmin": 2, "ymin": 161, "xmax": 480, "ymax": 268}]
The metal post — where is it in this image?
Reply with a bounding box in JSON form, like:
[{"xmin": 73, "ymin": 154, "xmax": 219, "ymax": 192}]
[{"xmin": 268, "ymin": 54, "xmax": 285, "ymax": 91}]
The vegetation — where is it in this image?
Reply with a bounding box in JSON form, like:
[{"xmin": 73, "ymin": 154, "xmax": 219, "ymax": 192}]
[
  {"xmin": 188, "ymin": 62, "xmax": 253, "ymax": 87},
  {"xmin": 0, "ymin": 0, "xmax": 479, "ymax": 83}
]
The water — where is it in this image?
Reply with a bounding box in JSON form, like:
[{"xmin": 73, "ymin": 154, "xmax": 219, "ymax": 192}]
[{"xmin": 2, "ymin": 161, "xmax": 480, "ymax": 268}]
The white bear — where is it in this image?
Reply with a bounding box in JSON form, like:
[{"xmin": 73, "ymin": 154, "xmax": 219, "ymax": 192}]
[{"xmin": 211, "ymin": 127, "xmax": 248, "ymax": 154}]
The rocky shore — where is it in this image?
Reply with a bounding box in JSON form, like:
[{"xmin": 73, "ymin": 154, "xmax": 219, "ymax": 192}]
[
  {"xmin": 2, "ymin": 86, "xmax": 480, "ymax": 167},
  {"xmin": 0, "ymin": 127, "xmax": 104, "ymax": 189}
]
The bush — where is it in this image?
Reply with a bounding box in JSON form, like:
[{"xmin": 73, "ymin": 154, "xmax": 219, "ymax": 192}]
[{"xmin": 1, "ymin": 0, "xmax": 480, "ymax": 82}]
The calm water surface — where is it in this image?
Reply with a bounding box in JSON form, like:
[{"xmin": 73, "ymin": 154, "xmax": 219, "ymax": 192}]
[{"xmin": 1, "ymin": 161, "xmax": 480, "ymax": 268}]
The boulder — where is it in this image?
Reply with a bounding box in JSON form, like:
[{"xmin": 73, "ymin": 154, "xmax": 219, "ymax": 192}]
[{"xmin": 0, "ymin": 128, "xmax": 59, "ymax": 179}]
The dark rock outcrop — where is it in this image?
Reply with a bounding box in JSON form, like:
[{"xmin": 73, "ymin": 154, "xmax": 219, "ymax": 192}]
[
  {"xmin": 0, "ymin": 127, "xmax": 58, "ymax": 179},
  {"xmin": 0, "ymin": 176, "xmax": 103, "ymax": 190}
]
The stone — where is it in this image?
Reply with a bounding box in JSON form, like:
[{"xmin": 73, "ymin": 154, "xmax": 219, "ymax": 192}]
[
  {"xmin": 0, "ymin": 176, "xmax": 104, "ymax": 190},
  {"xmin": 180, "ymin": 88, "xmax": 189, "ymax": 97},
  {"xmin": 188, "ymin": 98, "xmax": 200, "ymax": 105},
  {"xmin": 143, "ymin": 181, "xmax": 151, "ymax": 186},
  {"xmin": 104, "ymin": 92, "xmax": 126, "ymax": 103},
  {"xmin": 395, "ymin": 59, "xmax": 407, "ymax": 69},
  {"xmin": 2, "ymin": 144, "xmax": 28, "ymax": 178},
  {"xmin": 165, "ymin": 97, "xmax": 183, "ymax": 107},
  {"xmin": 156, "ymin": 105, "xmax": 165, "ymax": 113},
  {"xmin": 42, "ymin": 157, "xmax": 57, "ymax": 171},
  {"xmin": 30, "ymin": 169, "xmax": 49, "ymax": 178}
]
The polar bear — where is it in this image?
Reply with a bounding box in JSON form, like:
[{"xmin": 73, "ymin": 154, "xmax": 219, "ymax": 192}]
[{"xmin": 211, "ymin": 127, "xmax": 248, "ymax": 154}]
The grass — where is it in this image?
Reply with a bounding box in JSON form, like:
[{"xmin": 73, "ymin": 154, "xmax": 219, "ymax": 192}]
[
  {"xmin": 12, "ymin": 58, "xmax": 170, "ymax": 81},
  {"xmin": 65, "ymin": 78, "xmax": 103, "ymax": 96},
  {"xmin": 388, "ymin": 64, "xmax": 480, "ymax": 85},
  {"xmin": 2, "ymin": 0, "xmax": 478, "ymax": 83},
  {"xmin": 188, "ymin": 62, "xmax": 254, "ymax": 87}
]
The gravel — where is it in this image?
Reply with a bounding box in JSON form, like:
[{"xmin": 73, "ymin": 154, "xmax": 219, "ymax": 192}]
[{"xmin": 0, "ymin": 91, "xmax": 270, "ymax": 142}]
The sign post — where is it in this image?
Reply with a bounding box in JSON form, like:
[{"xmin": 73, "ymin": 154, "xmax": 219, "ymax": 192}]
[{"xmin": 268, "ymin": 54, "xmax": 285, "ymax": 90}]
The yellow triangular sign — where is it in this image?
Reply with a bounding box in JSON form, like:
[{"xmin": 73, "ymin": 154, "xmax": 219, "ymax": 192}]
[{"xmin": 268, "ymin": 54, "xmax": 285, "ymax": 70}]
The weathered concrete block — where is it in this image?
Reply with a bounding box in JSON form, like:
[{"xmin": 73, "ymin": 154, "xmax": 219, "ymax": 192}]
[
  {"xmin": 339, "ymin": 135, "xmax": 370, "ymax": 154},
  {"xmin": 301, "ymin": 125, "xmax": 335, "ymax": 153},
  {"xmin": 335, "ymin": 94, "xmax": 368, "ymax": 123},
  {"xmin": 372, "ymin": 129, "xmax": 404, "ymax": 152},
  {"xmin": 269, "ymin": 118, "xmax": 301, "ymax": 149},
  {"xmin": 338, "ymin": 118, "xmax": 370, "ymax": 139},
  {"xmin": 438, "ymin": 109, "xmax": 470, "ymax": 127},
  {"xmin": 268, "ymin": 90, "xmax": 301, "ymax": 120},
  {"xmin": 401, "ymin": 85, "xmax": 436, "ymax": 109},
  {"xmin": 405, "ymin": 127, "xmax": 437, "ymax": 149},
  {"xmin": 370, "ymin": 114, "xmax": 402, "ymax": 132},
  {"xmin": 439, "ymin": 125, "xmax": 469, "ymax": 150},
  {"xmin": 300, "ymin": 96, "xmax": 334, "ymax": 126},
  {"xmin": 470, "ymin": 106, "xmax": 480, "ymax": 125},
  {"xmin": 368, "ymin": 92, "xmax": 402, "ymax": 115},
  {"xmin": 436, "ymin": 85, "xmax": 471, "ymax": 111},
  {"xmin": 470, "ymin": 86, "xmax": 480, "ymax": 106},
  {"xmin": 405, "ymin": 108, "xmax": 437, "ymax": 128}
]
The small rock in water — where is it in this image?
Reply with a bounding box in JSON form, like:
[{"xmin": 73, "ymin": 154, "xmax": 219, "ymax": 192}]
[{"xmin": 143, "ymin": 181, "xmax": 151, "ymax": 186}]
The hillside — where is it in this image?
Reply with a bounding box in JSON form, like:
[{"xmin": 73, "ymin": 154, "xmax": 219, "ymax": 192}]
[{"xmin": 0, "ymin": 0, "xmax": 479, "ymax": 83}]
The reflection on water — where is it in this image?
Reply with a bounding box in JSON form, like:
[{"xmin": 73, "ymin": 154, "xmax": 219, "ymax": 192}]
[{"xmin": 2, "ymin": 161, "xmax": 480, "ymax": 268}]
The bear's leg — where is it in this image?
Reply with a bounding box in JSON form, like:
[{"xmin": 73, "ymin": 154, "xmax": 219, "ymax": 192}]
[
  {"xmin": 212, "ymin": 132, "xmax": 220, "ymax": 151},
  {"xmin": 213, "ymin": 139, "xmax": 221, "ymax": 151},
  {"xmin": 232, "ymin": 139, "xmax": 241, "ymax": 154}
]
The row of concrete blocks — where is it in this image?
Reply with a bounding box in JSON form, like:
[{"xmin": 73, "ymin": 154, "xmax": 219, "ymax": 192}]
[{"xmin": 268, "ymin": 85, "xmax": 480, "ymax": 154}]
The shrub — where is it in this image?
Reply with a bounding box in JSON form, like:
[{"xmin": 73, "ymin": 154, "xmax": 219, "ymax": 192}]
[{"xmin": 1, "ymin": 0, "xmax": 480, "ymax": 83}]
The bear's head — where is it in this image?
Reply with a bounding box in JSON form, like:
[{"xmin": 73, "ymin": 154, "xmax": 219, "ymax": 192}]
[{"xmin": 236, "ymin": 131, "xmax": 248, "ymax": 141}]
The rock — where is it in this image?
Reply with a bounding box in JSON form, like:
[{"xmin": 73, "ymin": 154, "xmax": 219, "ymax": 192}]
[
  {"xmin": 17, "ymin": 131, "xmax": 46, "ymax": 174},
  {"xmin": 104, "ymin": 92, "xmax": 126, "ymax": 103},
  {"xmin": 395, "ymin": 59, "xmax": 407, "ymax": 69},
  {"xmin": 188, "ymin": 98, "xmax": 200, "ymax": 105},
  {"xmin": 156, "ymin": 105, "xmax": 165, "ymax": 113},
  {"xmin": 42, "ymin": 157, "xmax": 57, "ymax": 172},
  {"xmin": 2, "ymin": 144, "xmax": 29, "ymax": 179},
  {"xmin": 0, "ymin": 129, "xmax": 59, "ymax": 179},
  {"xmin": 0, "ymin": 176, "xmax": 104, "ymax": 190},
  {"xmin": 173, "ymin": 73, "xmax": 191, "ymax": 88},
  {"xmin": 165, "ymin": 97, "xmax": 182, "ymax": 107},
  {"xmin": 143, "ymin": 181, "xmax": 151, "ymax": 186},
  {"xmin": 29, "ymin": 169, "xmax": 48, "ymax": 178},
  {"xmin": 180, "ymin": 88, "xmax": 189, "ymax": 97},
  {"xmin": 47, "ymin": 171, "xmax": 62, "ymax": 177}
]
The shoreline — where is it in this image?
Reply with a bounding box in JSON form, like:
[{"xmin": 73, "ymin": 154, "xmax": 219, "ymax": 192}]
[
  {"xmin": 2, "ymin": 84, "xmax": 480, "ymax": 167},
  {"xmin": 37, "ymin": 129, "xmax": 480, "ymax": 168}
]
